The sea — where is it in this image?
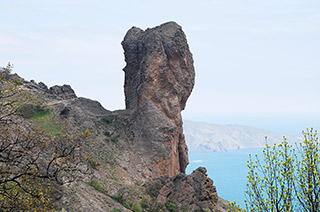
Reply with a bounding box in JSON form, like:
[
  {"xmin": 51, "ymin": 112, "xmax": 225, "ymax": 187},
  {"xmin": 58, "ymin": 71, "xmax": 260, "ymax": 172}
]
[
  {"xmin": 186, "ymin": 148, "xmax": 265, "ymax": 209},
  {"xmin": 184, "ymin": 113, "xmax": 320, "ymax": 208}
]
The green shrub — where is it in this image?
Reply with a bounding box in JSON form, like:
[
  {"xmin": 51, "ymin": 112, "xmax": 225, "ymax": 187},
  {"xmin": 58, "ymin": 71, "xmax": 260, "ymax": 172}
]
[
  {"xmin": 165, "ymin": 200, "xmax": 177, "ymax": 212},
  {"xmin": 140, "ymin": 195, "xmax": 149, "ymax": 209},
  {"xmin": 112, "ymin": 194, "xmax": 130, "ymax": 209},
  {"xmin": 17, "ymin": 104, "xmax": 49, "ymax": 119},
  {"xmin": 88, "ymin": 158, "xmax": 99, "ymax": 170},
  {"xmin": 245, "ymin": 128, "xmax": 320, "ymax": 212},
  {"xmin": 110, "ymin": 136, "xmax": 117, "ymax": 142},
  {"xmin": 112, "ymin": 193, "xmax": 143, "ymax": 211},
  {"xmin": 133, "ymin": 204, "xmax": 142, "ymax": 212},
  {"xmin": 111, "ymin": 210, "xmax": 121, "ymax": 212},
  {"xmin": 101, "ymin": 115, "xmax": 115, "ymax": 124},
  {"xmin": 227, "ymin": 201, "xmax": 245, "ymax": 212},
  {"xmin": 88, "ymin": 179, "xmax": 104, "ymax": 193}
]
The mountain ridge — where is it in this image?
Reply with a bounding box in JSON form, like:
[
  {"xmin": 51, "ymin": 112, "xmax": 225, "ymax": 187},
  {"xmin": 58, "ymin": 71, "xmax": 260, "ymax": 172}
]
[{"xmin": 184, "ymin": 120, "xmax": 303, "ymax": 152}]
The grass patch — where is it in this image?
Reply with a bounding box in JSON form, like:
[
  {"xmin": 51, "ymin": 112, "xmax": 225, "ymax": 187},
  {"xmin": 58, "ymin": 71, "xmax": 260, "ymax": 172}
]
[
  {"xmin": 17, "ymin": 104, "xmax": 49, "ymax": 119},
  {"xmin": 17, "ymin": 104, "xmax": 65, "ymax": 136},
  {"xmin": 30, "ymin": 112, "xmax": 64, "ymax": 136},
  {"xmin": 88, "ymin": 179, "xmax": 105, "ymax": 193}
]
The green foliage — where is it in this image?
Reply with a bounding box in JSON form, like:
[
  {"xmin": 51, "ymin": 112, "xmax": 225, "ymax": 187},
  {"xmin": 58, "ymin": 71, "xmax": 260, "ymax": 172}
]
[
  {"xmin": 228, "ymin": 201, "xmax": 246, "ymax": 212},
  {"xmin": 104, "ymin": 152, "xmax": 119, "ymax": 168},
  {"xmin": 148, "ymin": 201, "xmax": 166, "ymax": 212},
  {"xmin": 112, "ymin": 193, "xmax": 131, "ymax": 209},
  {"xmin": 295, "ymin": 128, "xmax": 320, "ymax": 211},
  {"xmin": 112, "ymin": 191, "xmax": 166, "ymax": 212},
  {"xmin": 111, "ymin": 210, "xmax": 122, "ymax": 212},
  {"xmin": 87, "ymin": 157, "xmax": 100, "ymax": 170},
  {"xmin": 110, "ymin": 136, "xmax": 117, "ymax": 142},
  {"xmin": 133, "ymin": 203, "xmax": 142, "ymax": 212},
  {"xmin": 88, "ymin": 179, "xmax": 105, "ymax": 193},
  {"xmin": 245, "ymin": 138, "xmax": 295, "ymax": 211},
  {"xmin": 0, "ymin": 179, "xmax": 54, "ymax": 211},
  {"xmin": 101, "ymin": 115, "xmax": 116, "ymax": 124},
  {"xmin": 17, "ymin": 104, "xmax": 49, "ymax": 118},
  {"xmin": 140, "ymin": 195, "xmax": 149, "ymax": 209},
  {"xmin": 17, "ymin": 104, "xmax": 65, "ymax": 136},
  {"xmin": 165, "ymin": 200, "xmax": 177, "ymax": 212},
  {"xmin": 0, "ymin": 64, "xmax": 54, "ymax": 211},
  {"xmin": 245, "ymin": 128, "xmax": 320, "ymax": 212},
  {"xmin": 0, "ymin": 64, "xmax": 89, "ymax": 211},
  {"xmin": 0, "ymin": 62, "xmax": 23, "ymax": 85},
  {"xmin": 30, "ymin": 111, "xmax": 64, "ymax": 136}
]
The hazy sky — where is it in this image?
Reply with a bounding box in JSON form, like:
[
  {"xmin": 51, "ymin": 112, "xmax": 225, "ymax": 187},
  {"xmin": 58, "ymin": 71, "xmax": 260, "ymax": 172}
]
[{"xmin": 1, "ymin": 0, "xmax": 320, "ymax": 132}]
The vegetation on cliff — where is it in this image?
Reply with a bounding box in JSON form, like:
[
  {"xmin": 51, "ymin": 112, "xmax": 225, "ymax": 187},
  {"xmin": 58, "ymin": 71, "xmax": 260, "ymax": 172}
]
[{"xmin": 0, "ymin": 64, "xmax": 89, "ymax": 211}]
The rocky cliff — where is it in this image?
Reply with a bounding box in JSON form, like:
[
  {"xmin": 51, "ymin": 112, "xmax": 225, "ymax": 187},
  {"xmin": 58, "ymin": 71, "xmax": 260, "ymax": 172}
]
[
  {"xmin": 122, "ymin": 22, "xmax": 195, "ymax": 177},
  {"xmin": 16, "ymin": 22, "xmax": 225, "ymax": 211}
]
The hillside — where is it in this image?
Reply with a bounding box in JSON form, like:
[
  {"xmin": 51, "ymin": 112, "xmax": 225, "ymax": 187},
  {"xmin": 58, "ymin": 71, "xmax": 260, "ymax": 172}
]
[
  {"xmin": 0, "ymin": 22, "xmax": 230, "ymax": 211},
  {"xmin": 184, "ymin": 120, "xmax": 302, "ymax": 152}
]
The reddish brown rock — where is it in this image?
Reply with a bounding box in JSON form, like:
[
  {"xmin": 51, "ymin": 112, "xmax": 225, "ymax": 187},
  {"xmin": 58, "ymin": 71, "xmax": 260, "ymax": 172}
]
[
  {"xmin": 122, "ymin": 21, "xmax": 195, "ymax": 178},
  {"xmin": 156, "ymin": 167, "xmax": 218, "ymax": 211}
]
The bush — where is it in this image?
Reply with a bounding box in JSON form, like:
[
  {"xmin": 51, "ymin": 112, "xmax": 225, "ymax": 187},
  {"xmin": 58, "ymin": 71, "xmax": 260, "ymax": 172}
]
[
  {"xmin": 0, "ymin": 63, "xmax": 89, "ymax": 211},
  {"xmin": 88, "ymin": 158, "xmax": 99, "ymax": 170},
  {"xmin": 133, "ymin": 204, "xmax": 142, "ymax": 212},
  {"xmin": 17, "ymin": 104, "xmax": 49, "ymax": 119},
  {"xmin": 165, "ymin": 200, "xmax": 177, "ymax": 212},
  {"xmin": 88, "ymin": 179, "xmax": 104, "ymax": 193},
  {"xmin": 101, "ymin": 115, "xmax": 115, "ymax": 124},
  {"xmin": 112, "ymin": 194, "xmax": 132, "ymax": 209},
  {"xmin": 245, "ymin": 128, "xmax": 320, "ymax": 212}
]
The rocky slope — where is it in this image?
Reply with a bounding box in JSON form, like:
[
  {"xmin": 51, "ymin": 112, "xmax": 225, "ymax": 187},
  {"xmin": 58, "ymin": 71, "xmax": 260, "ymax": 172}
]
[
  {"xmin": 184, "ymin": 120, "xmax": 302, "ymax": 152},
  {"xmin": 18, "ymin": 22, "xmax": 223, "ymax": 211}
]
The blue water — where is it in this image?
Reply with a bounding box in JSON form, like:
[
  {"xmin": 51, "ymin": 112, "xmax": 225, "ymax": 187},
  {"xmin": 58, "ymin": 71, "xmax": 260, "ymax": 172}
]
[{"xmin": 186, "ymin": 148, "xmax": 264, "ymax": 208}]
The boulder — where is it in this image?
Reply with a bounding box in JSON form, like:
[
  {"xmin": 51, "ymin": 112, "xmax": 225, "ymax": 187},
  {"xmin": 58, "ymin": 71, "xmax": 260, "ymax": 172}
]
[{"xmin": 157, "ymin": 167, "xmax": 218, "ymax": 211}]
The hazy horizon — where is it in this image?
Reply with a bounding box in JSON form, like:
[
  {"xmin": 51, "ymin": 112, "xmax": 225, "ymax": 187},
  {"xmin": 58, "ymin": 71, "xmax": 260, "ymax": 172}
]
[{"xmin": 183, "ymin": 111, "xmax": 320, "ymax": 134}]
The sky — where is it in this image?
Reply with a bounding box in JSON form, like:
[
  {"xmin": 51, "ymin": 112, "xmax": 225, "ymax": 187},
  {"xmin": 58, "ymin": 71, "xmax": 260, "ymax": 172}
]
[{"xmin": 1, "ymin": 0, "xmax": 320, "ymax": 133}]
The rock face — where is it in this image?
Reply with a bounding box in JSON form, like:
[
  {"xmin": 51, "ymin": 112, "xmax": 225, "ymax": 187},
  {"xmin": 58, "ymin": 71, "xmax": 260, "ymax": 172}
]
[
  {"xmin": 157, "ymin": 167, "xmax": 218, "ymax": 211},
  {"xmin": 25, "ymin": 80, "xmax": 77, "ymax": 100},
  {"xmin": 122, "ymin": 21, "xmax": 195, "ymax": 177}
]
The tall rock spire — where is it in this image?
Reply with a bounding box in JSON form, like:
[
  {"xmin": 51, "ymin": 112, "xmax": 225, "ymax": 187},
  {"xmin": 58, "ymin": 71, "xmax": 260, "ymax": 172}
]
[{"xmin": 122, "ymin": 21, "xmax": 195, "ymax": 177}]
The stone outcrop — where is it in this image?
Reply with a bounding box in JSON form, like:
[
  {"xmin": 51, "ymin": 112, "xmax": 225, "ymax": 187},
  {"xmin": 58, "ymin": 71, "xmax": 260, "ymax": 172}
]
[
  {"xmin": 49, "ymin": 85, "xmax": 77, "ymax": 99},
  {"xmin": 122, "ymin": 21, "xmax": 195, "ymax": 177},
  {"xmin": 25, "ymin": 80, "xmax": 77, "ymax": 100},
  {"xmin": 149, "ymin": 167, "xmax": 218, "ymax": 211}
]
